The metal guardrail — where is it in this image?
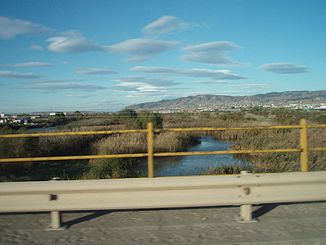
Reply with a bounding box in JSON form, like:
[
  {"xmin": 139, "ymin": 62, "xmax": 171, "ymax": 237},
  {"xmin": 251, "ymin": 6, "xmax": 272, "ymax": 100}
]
[
  {"xmin": 0, "ymin": 119, "xmax": 326, "ymax": 230},
  {"xmin": 0, "ymin": 171, "xmax": 325, "ymax": 230},
  {"xmin": 0, "ymin": 119, "xmax": 326, "ymax": 176}
]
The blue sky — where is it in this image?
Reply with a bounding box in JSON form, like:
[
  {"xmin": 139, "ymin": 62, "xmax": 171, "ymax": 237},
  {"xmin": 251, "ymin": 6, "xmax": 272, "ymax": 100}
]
[{"xmin": 0, "ymin": 0, "xmax": 325, "ymax": 113}]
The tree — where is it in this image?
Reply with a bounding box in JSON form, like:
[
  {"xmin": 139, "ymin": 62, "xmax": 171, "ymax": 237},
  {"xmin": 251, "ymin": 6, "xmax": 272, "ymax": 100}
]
[
  {"xmin": 48, "ymin": 112, "xmax": 66, "ymax": 126},
  {"xmin": 137, "ymin": 112, "xmax": 163, "ymax": 128},
  {"xmin": 118, "ymin": 109, "xmax": 137, "ymax": 119}
]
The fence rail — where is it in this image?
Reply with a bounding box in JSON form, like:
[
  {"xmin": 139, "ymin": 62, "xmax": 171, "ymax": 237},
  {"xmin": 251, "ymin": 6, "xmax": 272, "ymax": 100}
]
[
  {"xmin": 0, "ymin": 119, "xmax": 326, "ymax": 230},
  {"xmin": 0, "ymin": 171, "xmax": 326, "ymax": 229},
  {"xmin": 0, "ymin": 119, "xmax": 325, "ymax": 176}
]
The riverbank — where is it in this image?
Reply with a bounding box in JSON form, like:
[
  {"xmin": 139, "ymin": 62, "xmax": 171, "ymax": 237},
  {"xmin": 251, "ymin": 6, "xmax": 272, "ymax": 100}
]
[
  {"xmin": 86, "ymin": 132, "xmax": 200, "ymax": 179},
  {"xmin": 1, "ymin": 109, "xmax": 325, "ymax": 180},
  {"xmin": 213, "ymin": 128, "xmax": 326, "ymax": 173},
  {"xmin": 133, "ymin": 136, "xmax": 247, "ymax": 177}
]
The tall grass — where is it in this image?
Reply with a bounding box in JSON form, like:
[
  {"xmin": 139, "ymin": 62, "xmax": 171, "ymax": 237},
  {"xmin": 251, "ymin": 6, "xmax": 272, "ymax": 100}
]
[
  {"xmin": 212, "ymin": 128, "xmax": 326, "ymax": 173},
  {"xmin": 0, "ymin": 130, "xmax": 103, "ymax": 181},
  {"xmin": 84, "ymin": 132, "xmax": 199, "ymax": 179},
  {"xmin": 1, "ymin": 110, "xmax": 325, "ymax": 180}
]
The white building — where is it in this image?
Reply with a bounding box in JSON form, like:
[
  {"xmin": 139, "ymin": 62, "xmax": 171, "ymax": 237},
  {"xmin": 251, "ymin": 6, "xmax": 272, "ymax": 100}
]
[{"xmin": 13, "ymin": 119, "xmax": 22, "ymax": 123}]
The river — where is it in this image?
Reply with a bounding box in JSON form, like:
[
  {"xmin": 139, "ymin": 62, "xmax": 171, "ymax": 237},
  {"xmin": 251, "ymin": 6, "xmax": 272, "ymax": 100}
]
[
  {"xmin": 27, "ymin": 126, "xmax": 57, "ymax": 133},
  {"xmin": 135, "ymin": 136, "xmax": 246, "ymax": 177},
  {"xmin": 25, "ymin": 128, "xmax": 246, "ymax": 176}
]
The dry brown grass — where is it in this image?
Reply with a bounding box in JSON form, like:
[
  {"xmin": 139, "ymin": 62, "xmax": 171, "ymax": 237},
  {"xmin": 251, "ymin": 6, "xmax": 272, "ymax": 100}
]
[
  {"xmin": 213, "ymin": 128, "xmax": 326, "ymax": 173},
  {"xmin": 91, "ymin": 132, "xmax": 199, "ymax": 155},
  {"xmin": 86, "ymin": 132, "xmax": 199, "ymax": 179},
  {"xmin": 92, "ymin": 133, "xmax": 147, "ymax": 154}
]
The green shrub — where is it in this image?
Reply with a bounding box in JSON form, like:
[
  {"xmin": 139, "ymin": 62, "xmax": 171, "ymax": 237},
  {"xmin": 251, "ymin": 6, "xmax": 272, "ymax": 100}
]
[{"xmin": 206, "ymin": 164, "xmax": 248, "ymax": 175}]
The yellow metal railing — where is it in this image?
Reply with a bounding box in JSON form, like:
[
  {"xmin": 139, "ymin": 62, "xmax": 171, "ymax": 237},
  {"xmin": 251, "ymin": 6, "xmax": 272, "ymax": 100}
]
[{"xmin": 0, "ymin": 119, "xmax": 325, "ymax": 177}]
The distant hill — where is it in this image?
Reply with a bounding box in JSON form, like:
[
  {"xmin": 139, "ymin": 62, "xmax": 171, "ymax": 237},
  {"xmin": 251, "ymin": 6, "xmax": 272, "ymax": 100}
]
[{"xmin": 125, "ymin": 90, "xmax": 326, "ymax": 112}]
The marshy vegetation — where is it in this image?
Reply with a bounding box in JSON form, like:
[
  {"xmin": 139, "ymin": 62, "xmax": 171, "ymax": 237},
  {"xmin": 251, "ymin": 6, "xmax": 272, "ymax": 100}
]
[{"xmin": 0, "ymin": 108, "xmax": 325, "ymax": 181}]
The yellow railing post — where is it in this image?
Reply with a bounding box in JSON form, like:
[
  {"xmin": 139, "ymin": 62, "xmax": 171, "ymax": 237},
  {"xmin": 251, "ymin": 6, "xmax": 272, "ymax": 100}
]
[
  {"xmin": 147, "ymin": 122, "xmax": 154, "ymax": 178},
  {"xmin": 300, "ymin": 119, "xmax": 309, "ymax": 172}
]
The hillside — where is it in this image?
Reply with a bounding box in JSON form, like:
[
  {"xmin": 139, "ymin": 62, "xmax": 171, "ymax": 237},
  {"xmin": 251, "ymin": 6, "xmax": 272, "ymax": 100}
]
[{"xmin": 125, "ymin": 90, "xmax": 326, "ymax": 112}]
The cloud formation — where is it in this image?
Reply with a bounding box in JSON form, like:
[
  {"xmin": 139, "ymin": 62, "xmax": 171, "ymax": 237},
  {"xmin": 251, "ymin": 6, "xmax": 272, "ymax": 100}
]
[
  {"xmin": 76, "ymin": 68, "xmax": 118, "ymax": 75},
  {"xmin": 182, "ymin": 41, "xmax": 240, "ymax": 65},
  {"xmin": 115, "ymin": 76, "xmax": 178, "ymax": 87},
  {"xmin": 261, "ymin": 63, "xmax": 309, "ymax": 74},
  {"xmin": 109, "ymin": 38, "xmax": 178, "ymax": 61},
  {"xmin": 241, "ymin": 83, "xmax": 269, "ymax": 89},
  {"xmin": 116, "ymin": 82, "xmax": 166, "ymax": 93},
  {"xmin": 30, "ymin": 44, "xmax": 44, "ymax": 51},
  {"xmin": 28, "ymin": 79, "xmax": 105, "ymax": 91},
  {"xmin": 8, "ymin": 62, "xmax": 53, "ymax": 68},
  {"xmin": 47, "ymin": 31, "xmax": 104, "ymax": 53},
  {"xmin": 131, "ymin": 66, "xmax": 246, "ymax": 80},
  {"xmin": 0, "ymin": 16, "xmax": 51, "ymax": 39},
  {"xmin": 0, "ymin": 70, "xmax": 41, "ymax": 79},
  {"xmin": 142, "ymin": 16, "xmax": 192, "ymax": 36},
  {"xmin": 66, "ymin": 93, "xmax": 90, "ymax": 98},
  {"xmin": 114, "ymin": 76, "xmax": 178, "ymax": 95}
]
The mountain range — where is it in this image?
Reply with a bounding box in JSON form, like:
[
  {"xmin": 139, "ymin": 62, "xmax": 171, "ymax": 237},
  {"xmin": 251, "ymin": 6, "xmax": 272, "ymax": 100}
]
[{"xmin": 125, "ymin": 90, "xmax": 326, "ymax": 112}]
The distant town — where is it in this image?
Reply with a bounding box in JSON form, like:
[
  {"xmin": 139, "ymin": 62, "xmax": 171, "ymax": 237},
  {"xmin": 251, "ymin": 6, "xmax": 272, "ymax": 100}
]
[
  {"xmin": 0, "ymin": 112, "xmax": 81, "ymax": 127},
  {"xmin": 155, "ymin": 102, "xmax": 326, "ymax": 114},
  {"xmin": 1, "ymin": 102, "xmax": 326, "ymax": 126},
  {"xmin": 125, "ymin": 91, "xmax": 326, "ymax": 113}
]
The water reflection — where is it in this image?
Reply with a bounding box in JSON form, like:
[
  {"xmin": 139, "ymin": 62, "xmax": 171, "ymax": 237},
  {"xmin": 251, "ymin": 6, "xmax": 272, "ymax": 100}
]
[{"xmin": 135, "ymin": 136, "xmax": 246, "ymax": 176}]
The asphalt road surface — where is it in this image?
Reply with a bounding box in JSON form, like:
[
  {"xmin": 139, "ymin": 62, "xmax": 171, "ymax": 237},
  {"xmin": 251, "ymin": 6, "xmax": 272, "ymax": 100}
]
[{"xmin": 1, "ymin": 202, "xmax": 326, "ymax": 244}]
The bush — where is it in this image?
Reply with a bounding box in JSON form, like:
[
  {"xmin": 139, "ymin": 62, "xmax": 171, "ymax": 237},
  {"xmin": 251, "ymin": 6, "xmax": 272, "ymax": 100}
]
[
  {"xmin": 85, "ymin": 132, "xmax": 199, "ymax": 179},
  {"xmin": 84, "ymin": 158, "xmax": 133, "ymax": 179},
  {"xmin": 206, "ymin": 164, "xmax": 248, "ymax": 175},
  {"xmin": 213, "ymin": 127, "xmax": 326, "ymax": 173}
]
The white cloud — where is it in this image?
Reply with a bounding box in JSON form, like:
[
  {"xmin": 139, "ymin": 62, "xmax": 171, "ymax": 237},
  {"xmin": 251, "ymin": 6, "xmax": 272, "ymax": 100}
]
[
  {"xmin": 31, "ymin": 78, "xmax": 83, "ymax": 84},
  {"xmin": 109, "ymin": 38, "xmax": 178, "ymax": 61},
  {"xmin": 131, "ymin": 66, "xmax": 246, "ymax": 80},
  {"xmin": 114, "ymin": 76, "xmax": 178, "ymax": 95},
  {"xmin": 183, "ymin": 41, "xmax": 240, "ymax": 52},
  {"xmin": 66, "ymin": 93, "xmax": 90, "ymax": 98},
  {"xmin": 114, "ymin": 76, "xmax": 178, "ymax": 87},
  {"xmin": 47, "ymin": 31, "xmax": 104, "ymax": 53},
  {"xmin": 8, "ymin": 62, "xmax": 53, "ymax": 68},
  {"xmin": 182, "ymin": 41, "xmax": 240, "ymax": 65},
  {"xmin": 0, "ymin": 16, "xmax": 51, "ymax": 39},
  {"xmin": 142, "ymin": 16, "xmax": 192, "ymax": 36},
  {"xmin": 229, "ymin": 83, "xmax": 269, "ymax": 89},
  {"xmin": 198, "ymin": 80, "xmax": 229, "ymax": 84},
  {"xmin": 261, "ymin": 63, "xmax": 309, "ymax": 74},
  {"xmin": 28, "ymin": 81, "xmax": 106, "ymax": 92},
  {"xmin": 117, "ymin": 82, "xmax": 167, "ymax": 93},
  {"xmin": 76, "ymin": 68, "xmax": 118, "ymax": 75},
  {"xmin": 30, "ymin": 44, "xmax": 44, "ymax": 51},
  {"xmin": 0, "ymin": 70, "xmax": 41, "ymax": 79},
  {"xmin": 184, "ymin": 91, "xmax": 239, "ymax": 96},
  {"xmin": 240, "ymin": 83, "xmax": 269, "ymax": 89}
]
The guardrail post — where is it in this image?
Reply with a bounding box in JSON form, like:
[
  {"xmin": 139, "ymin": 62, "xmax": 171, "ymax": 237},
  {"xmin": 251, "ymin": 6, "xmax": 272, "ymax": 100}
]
[
  {"xmin": 45, "ymin": 211, "xmax": 66, "ymax": 231},
  {"xmin": 45, "ymin": 177, "xmax": 66, "ymax": 231},
  {"xmin": 147, "ymin": 122, "xmax": 154, "ymax": 178},
  {"xmin": 240, "ymin": 205, "xmax": 252, "ymax": 222},
  {"xmin": 238, "ymin": 171, "xmax": 257, "ymax": 223},
  {"xmin": 300, "ymin": 119, "xmax": 308, "ymax": 172}
]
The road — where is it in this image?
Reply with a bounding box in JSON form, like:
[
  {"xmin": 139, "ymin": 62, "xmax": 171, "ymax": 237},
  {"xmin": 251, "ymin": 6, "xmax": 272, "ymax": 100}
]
[{"xmin": 1, "ymin": 202, "xmax": 326, "ymax": 244}]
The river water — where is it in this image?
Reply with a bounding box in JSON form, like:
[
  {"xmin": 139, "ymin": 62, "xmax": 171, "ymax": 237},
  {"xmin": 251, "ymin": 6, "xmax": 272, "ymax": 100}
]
[
  {"xmin": 135, "ymin": 136, "xmax": 246, "ymax": 177},
  {"xmin": 27, "ymin": 126, "xmax": 57, "ymax": 133},
  {"xmin": 26, "ymin": 128, "xmax": 246, "ymax": 177}
]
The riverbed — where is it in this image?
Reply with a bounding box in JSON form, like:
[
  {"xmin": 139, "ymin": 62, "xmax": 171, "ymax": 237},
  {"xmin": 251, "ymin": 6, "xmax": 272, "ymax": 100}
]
[{"xmin": 135, "ymin": 136, "xmax": 246, "ymax": 177}]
